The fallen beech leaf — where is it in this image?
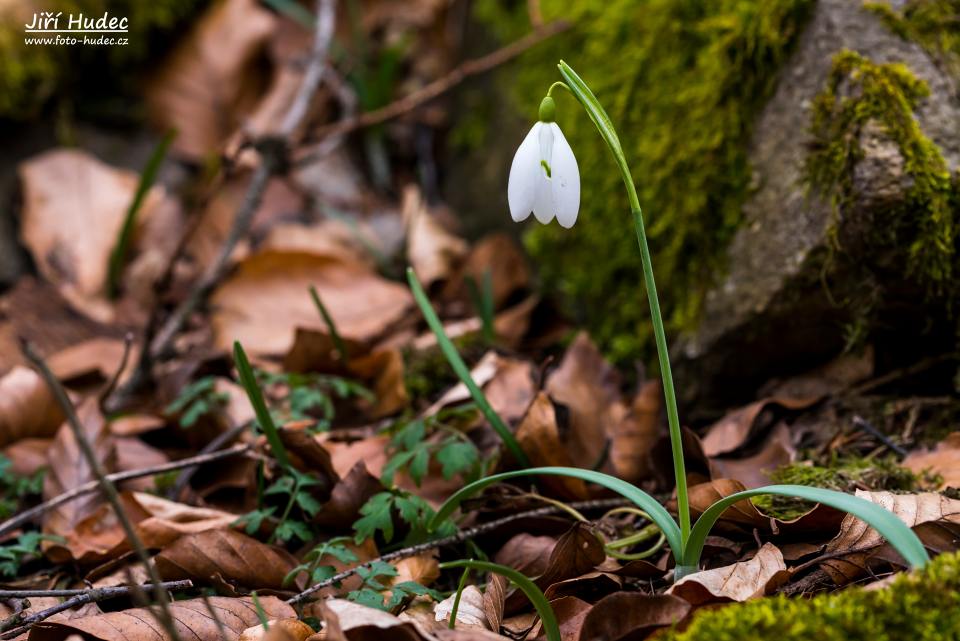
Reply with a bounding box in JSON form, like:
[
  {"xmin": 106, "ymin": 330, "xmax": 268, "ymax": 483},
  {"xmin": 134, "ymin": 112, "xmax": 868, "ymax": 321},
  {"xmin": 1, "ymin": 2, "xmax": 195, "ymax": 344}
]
[
  {"xmin": 444, "ymin": 234, "xmax": 530, "ymax": 310},
  {"xmin": 48, "ymin": 338, "xmax": 134, "ymax": 386},
  {"xmin": 239, "ymin": 619, "xmax": 314, "ymax": 641},
  {"xmin": 545, "ymin": 332, "xmax": 621, "ymax": 470},
  {"xmin": 263, "ymin": 221, "xmax": 378, "ymax": 268},
  {"xmin": 128, "ymin": 492, "xmax": 239, "ymax": 549},
  {"xmin": 109, "ymin": 415, "xmax": 165, "ymax": 437},
  {"xmin": 822, "ymin": 490, "xmax": 960, "ymax": 583},
  {"xmin": 609, "ymin": 380, "xmax": 661, "ymax": 483},
  {"xmin": 700, "ymin": 396, "xmax": 819, "ymax": 458},
  {"xmin": 577, "ymin": 592, "xmax": 690, "ymax": 641},
  {"xmin": 314, "ymin": 462, "xmax": 384, "ymax": 530},
  {"xmin": 494, "ymin": 533, "xmax": 557, "ymax": 577},
  {"xmin": 904, "ymin": 432, "xmax": 960, "ymax": 489},
  {"xmin": 435, "ymin": 585, "xmax": 488, "ymax": 629},
  {"xmin": 535, "ymin": 523, "xmax": 606, "ymax": 591},
  {"xmin": 146, "ymin": 0, "xmax": 277, "ymax": 159},
  {"xmin": 2, "ymin": 437, "xmax": 51, "ymax": 477},
  {"xmin": 668, "ymin": 543, "xmax": 789, "ymax": 604},
  {"xmin": 43, "ymin": 399, "xmax": 115, "ymax": 563},
  {"xmin": 18, "ymin": 149, "xmax": 179, "ymax": 322},
  {"xmin": 29, "ymin": 596, "xmax": 293, "ymax": 641},
  {"xmin": 708, "ymin": 421, "xmax": 796, "ymax": 489},
  {"xmin": 211, "ymin": 251, "xmax": 412, "ymax": 355},
  {"xmin": 425, "ymin": 352, "xmax": 534, "ymax": 424},
  {"xmin": 346, "ymin": 348, "xmax": 409, "ymax": 418},
  {"xmin": 155, "ymin": 528, "xmax": 298, "ymax": 591},
  {"xmin": 0, "ymin": 366, "xmax": 64, "ymax": 447},
  {"xmin": 319, "ymin": 599, "xmax": 422, "ymax": 641},
  {"xmin": 404, "ymin": 185, "xmax": 468, "ymax": 286},
  {"xmin": 394, "ymin": 553, "xmax": 440, "ymax": 587},
  {"xmin": 482, "ymin": 573, "xmax": 507, "ymax": 633},
  {"xmin": 514, "ymin": 393, "xmax": 589, "ymax": 499},
  {"xmin": 530, "ymin": 596, "xmax": 589, "ymax": 641},
  {"xmin": 114, "ymin": 437, "xmax": 169, "ymax": 492}
]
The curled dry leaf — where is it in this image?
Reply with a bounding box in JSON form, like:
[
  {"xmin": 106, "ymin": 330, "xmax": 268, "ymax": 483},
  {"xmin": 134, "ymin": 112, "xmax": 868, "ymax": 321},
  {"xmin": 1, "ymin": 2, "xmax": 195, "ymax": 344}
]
[
  {"xmin": 822, "ymin": 490, "xmax": 960, "ymax": 583},
  {"xmin": 700, "ymin": 395, "xmax": 819, "ymax": 458},
  {"xmin": 514, "ymin": 393, "xmax": 589, "ymax": 499},
  {"xmin": 211, "ymin": 251, "xmax": 412, "ymax": 356},
  {"xmin": 155, "ymin": 528, "xmax": 299, "ymax": 591},
  {"xmin": 482, "ymin": 573, "xmax": 507, "ymax": 633},
  {"xmin": 545, "ymin": 332, "xmax": 622, "ymax": 471},
  {"xmin": 0, "ymin": 366, "xmax": 64, "ymax": 448},
  {"xmin": 904, "ymin": 432, "xmax": 960, "ymax": 489},
  {"xmin": 317, "ymin": 599, "xmax": 422, "ymax": 641},
  {"xmin": 29, "ymin": 596, "xmax": 294, "ymax": 641},
  {"xmin": 403, "ymin": 185, "xmax": 468, "ymax": 286},
  {"xmin": 608, "ymin": 380, "xmax": 661, "ymax": 483},
  {"xmin": 18, "ymin": 149, "xmax": 180, "ymax": 322},
  {"xmin": 435, "ymin": 585, "xmax": 488, "ymax": 630},
  {"xmin": 443, "ymin": 234, "xmax": 530, "ymax": 310},
  {"xmin": 346, "ymin": 348, "xmax": 409, "ymax": 418},
  {"xmin": 43, "ymin": 398, "xmax": 115, "ymax": 563},
  {"xmin": 146, "ymin": 0, "xmax": 277, "ymax": 159},
  {"xmin": 667, "ymin": 543, "xmax": 789, "ymax": 604},
  {"xmin": 576, "ymin": 592, "xmax": 691, "ymax": 641},
  {"xmin": 708, "ymin": 421, "xmax": 796, "ymax": 489},
  {"xmin": 239, "ymin": 619, "xmax": 314, "ymax": 641},
  {"xmin": 394, "ymin": 553, "xmax": 440, "ymax": 587}
]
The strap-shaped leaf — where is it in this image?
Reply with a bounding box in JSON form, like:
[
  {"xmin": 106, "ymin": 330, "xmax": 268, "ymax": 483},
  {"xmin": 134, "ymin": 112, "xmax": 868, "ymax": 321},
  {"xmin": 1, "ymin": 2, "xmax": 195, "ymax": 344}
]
[
  {"xmin": 430, "ymin": 467, "xmax": 683, "ymax": 558},
  {"xmin": 440, "ymin": 560, "xmax": 560, "ymax": 641},
  {"xmin": 682, "ymin": 484, "xmax": 930, "ymax": 569}
]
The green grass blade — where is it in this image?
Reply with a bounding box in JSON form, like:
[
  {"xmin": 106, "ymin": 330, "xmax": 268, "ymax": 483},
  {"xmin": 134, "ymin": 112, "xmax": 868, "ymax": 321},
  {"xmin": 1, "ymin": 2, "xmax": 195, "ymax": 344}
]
[
  {"xmin": 683, "ymin": 484, "xmax": 930, "ymax": 570},
  {"xmin": 107, "ymin": 130, "xmax": 175, "ymax": 299},
  {"xmin": 439, "ymin": 560, "xmax": 560, "ymax": 641},
  {"xmin": 406, "ymin": 267, "xmax": 530, "ymax": 467},
  {"xmin": 465, "ymin": 271, "xmax": 495, "ymax": 345},
  {"xmin": 233, "ymin": 341, "xmax": 291, "ymax": 469},
  {"xmin": 430, "ymin": 467, "xmax": 682, "ymax": 559},
  {"xmin": 309, "ymin": 285, "xmax": 348, "ymax": 363}
]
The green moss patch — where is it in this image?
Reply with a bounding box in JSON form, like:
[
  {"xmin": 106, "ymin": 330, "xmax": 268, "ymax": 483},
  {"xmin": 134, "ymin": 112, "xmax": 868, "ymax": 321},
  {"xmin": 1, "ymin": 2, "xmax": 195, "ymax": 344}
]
[
  {"xmin": 476, "ymin": 0, "xmax": 814, "ymax": 364},
  {"xmin": 662, "ymin": 551, "xmax": 960, "ymax": 641},
  {"xmin": 867, "ymin": 0, "xmax": 960, "ymax": 77}
]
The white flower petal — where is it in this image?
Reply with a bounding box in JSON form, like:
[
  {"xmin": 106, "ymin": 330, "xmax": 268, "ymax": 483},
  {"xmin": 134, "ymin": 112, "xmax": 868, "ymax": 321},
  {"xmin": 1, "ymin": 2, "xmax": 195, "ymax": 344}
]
[
  {"xmin": 533, "ymin": 124, "xmax": 555, "ymax": 224},
  {"xmin": 549, "ymin": 123, "xmax": 580, "ymax": 228},
  {"xmin": 507, "ymin": 123, "xmax": 542, "ymax": 222}
]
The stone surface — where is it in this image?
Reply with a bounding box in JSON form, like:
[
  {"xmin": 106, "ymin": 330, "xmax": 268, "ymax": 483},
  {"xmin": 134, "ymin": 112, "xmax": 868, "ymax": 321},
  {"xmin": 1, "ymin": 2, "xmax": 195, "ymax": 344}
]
[{"xmin": 674, "ymin": 0, "xmax": 960, "ymax": 417}]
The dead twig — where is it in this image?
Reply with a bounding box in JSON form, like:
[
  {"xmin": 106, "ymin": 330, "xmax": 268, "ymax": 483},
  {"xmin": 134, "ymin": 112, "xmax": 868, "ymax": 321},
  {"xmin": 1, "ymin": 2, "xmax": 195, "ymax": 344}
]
[
  {"xmin": 0, "ymin": 581, "xmax": 193, "ymax": 639},
  {"xmin": 0, "ymin": 444, "xmax": 250, "ymax": 539},
  {"xmin": 20, "ymin": 339, "xmax": 184, "ymax": 641},
  {"xmin": 287, "ymin": 496, "xmax": 628, "ymax": 604},
  {"xmin": 300, "ymin": 20, "xmax": 571, "ymax": 155}
]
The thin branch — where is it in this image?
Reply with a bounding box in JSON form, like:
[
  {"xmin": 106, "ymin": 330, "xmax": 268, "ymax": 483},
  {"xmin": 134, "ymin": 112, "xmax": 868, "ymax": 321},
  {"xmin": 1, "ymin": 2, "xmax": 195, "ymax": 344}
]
[
  {"xmin": 0, "ymin": 581, "xmax": 193, "ymax": 639},
  {"xmin": 143, "ymin": 0, "xmax": 338, "ymax": 364},
  {"xmin": 287, "ymin": 497, "xmax": 628, "ymax": 604},
  {"xmin": 20, "ymin": 340, "xmax": 183, "ymax": 641},
  {"xmin": 303, "ymin": 20, "xmax": 570, "ymax": 147},
  {"xmin": 0, "ymin": 444, "xmax": 250, "ymax": 539}
]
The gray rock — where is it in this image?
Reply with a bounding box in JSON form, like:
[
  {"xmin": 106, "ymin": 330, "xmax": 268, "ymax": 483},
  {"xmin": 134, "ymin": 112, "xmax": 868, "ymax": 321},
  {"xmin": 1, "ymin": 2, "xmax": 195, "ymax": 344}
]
[{"xmin": 673, "ymin": 0, "xmax": 960, "ymax": 418}]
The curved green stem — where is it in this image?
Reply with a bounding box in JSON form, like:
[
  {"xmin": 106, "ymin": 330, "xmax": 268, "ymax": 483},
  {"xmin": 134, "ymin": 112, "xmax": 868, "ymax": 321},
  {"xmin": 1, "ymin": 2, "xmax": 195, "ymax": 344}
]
[
  {"xmin": 557, "ymin": 60, "xmax": 689, "ymax": 546},
  {"xmin": 406, "ymin": 268, "xmax": 530, "ymax": 467},
  {"xmin": 448, "ymin": 565, "xmax": 471, "ymax": 630},
  {"xmin": 440, "ymin": 560, "xmax": 560, "ymax": 641}
]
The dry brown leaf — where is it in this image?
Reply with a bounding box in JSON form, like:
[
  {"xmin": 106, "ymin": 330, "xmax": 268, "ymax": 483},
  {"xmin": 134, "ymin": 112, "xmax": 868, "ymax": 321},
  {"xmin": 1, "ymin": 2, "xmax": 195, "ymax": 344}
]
[
  {"xmin": 128, "ymin": 492, "xmax": 239, "ymax": 549},
  {"xmin": 822, "ymin": 490, "xmax": 960, "ymax": 583},
  {"xmin": 444, "ymin": 234, "xmax": 530, "ymax": 310},
  {"xmin": 29, "ymin": 596, "xmax": 293, "ymax": 641},
  {"xmin": 482, "ymin": 573, "xmax": 507, "ymax": 633},
  {"xmin": 239, "ymin": 619, "xmax": 314, "ymax": 641},
  {"xmin": 146, "ymin": 0, "xmax": 277, "ymax": 159},
  {"xmin": 576, "ymin": 592, "xmax": 690, "ymax": 641},
  {"xmin": 493, "ymin": 533, "xmax": 557, "ymax": 577},
  {"xmin": 18, "ymin": 149, "xmax": 179, "ymax": 322},
  {"xmin": 2, "ymin": 437, "xmax": 51, "ymax": 477},
  {"xmin": 514, "ymin": 393, "xmax": 589, "ymax": 499},
  {"xmin": 394, "ymin": 553, "xmax": 440, "ymax": 587},
  {"xmin": 211, "ymin": 250, "xmax": 411, "ymax": 355},
  {"xmin": 530, "ymin": 596, "xmax": 590, "ymax": 641},
  {"xmin": 534, "ymin": 522, "xmax": 606, "ymax": 591},
  {"xmin": 314, "ymin": 462, "xmax": 384, "ymax": 530},
  {"xmin": 434, "ymin": 585, "xmax": 488, "ymax": 630},
  {"xmin": 48, "ymin": 338, "xmax": 134, "ymax": 386},
  {"xmin": 263, "ymin": 221, "xmax": 379, "ymax": 269},
  {"xmin": 608, "ymin": 380, "xmax": 661, "ymax": 483},
  {"xmin": 904, "ymin": 432, "xmax": 960, "ymax": 489},
  {"xmin": 667, "ymin": 543, "xmax": 789, "ymax": 604},
  {"xmin": 700, "ymin": 396, "xmax": 819, "ymax": 458},
  {"xmin": 425, "ymin": 352, "xmax": 533, "ymax": 424},
  {"xmin": 0, "ymin": 366, "xmax": 63, "ymax": 447},
  {"xmin": 545, "ymin": 332, "xmax": 622, "ymax": 470},
  {"xmin": 155, "ymin": 528, "xmax": 298, "ymax": 591},
  {"xmin": 114, "ymin": 437, "xmax": 169, "ymax": 492},
  {"xmin": 403, "ymin": 185, "xmax": 468, "ymax": 286},
  {"xmin": 43, "ymin": 399, "xmax": 115, "ymax": 563},
  {"xmin": 317, "ymin": 599, "xmax": 422, "ymax": 641},
  {"xmin": 708, "ymin": 421, "xmax": 796, "ymax": 489},
  {"xmin": 346, "ymin": 348, "xmax": 409, "ymax": 418}
]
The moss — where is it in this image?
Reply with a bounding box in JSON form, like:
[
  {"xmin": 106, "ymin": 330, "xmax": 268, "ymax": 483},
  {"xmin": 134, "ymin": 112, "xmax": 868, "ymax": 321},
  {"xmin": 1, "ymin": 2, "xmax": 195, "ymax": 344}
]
[
  {"xmin": 804, "ymin": 50, "xmax": 959, "ymax": 322},
  {"xmin": 660, "ymin": 551, "xmax": 960, "ymax": 641},
  {"xmin": 752, "ymin": 455, "xmax": 940, "ymax": 520},
  {"xmin": 0, "ymin": 0, "xmax": 202, "ymax": 119},
  {"xmin": 403, "ymin": 333, "xmax": 486, "ymax": 403},
  {"xmin": 475, "ymin": 0, "xmax": 814, "ymax": 364},
  {"xmin": 867, "ymin": 0, "xmax": 960, "ymax": 77}
]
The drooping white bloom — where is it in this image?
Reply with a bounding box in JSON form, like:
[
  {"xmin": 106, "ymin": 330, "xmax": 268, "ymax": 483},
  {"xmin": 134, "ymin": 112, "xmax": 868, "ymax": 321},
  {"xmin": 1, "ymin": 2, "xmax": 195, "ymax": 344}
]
[{"xmin": 507, "ymin": 120, "xmax": 580, "ymax": 228}]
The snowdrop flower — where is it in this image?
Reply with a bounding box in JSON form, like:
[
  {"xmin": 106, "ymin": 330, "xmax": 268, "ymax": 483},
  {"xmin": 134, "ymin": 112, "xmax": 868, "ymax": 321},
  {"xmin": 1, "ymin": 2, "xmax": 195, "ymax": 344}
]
[{"xmin": 508, "ymin": 96, "xmax": 580, "ymax": 228}]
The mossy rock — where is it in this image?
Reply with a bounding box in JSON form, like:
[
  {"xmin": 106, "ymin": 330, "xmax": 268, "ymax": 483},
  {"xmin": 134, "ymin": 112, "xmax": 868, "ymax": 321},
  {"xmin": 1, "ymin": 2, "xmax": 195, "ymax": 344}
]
[
  {"xmin": 0, "ymin": 0, "xmax": 202, "ymax": 120},
  {"xmin": 660, "ymin": 550, "xmax": 960, "ymax": 640}
]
